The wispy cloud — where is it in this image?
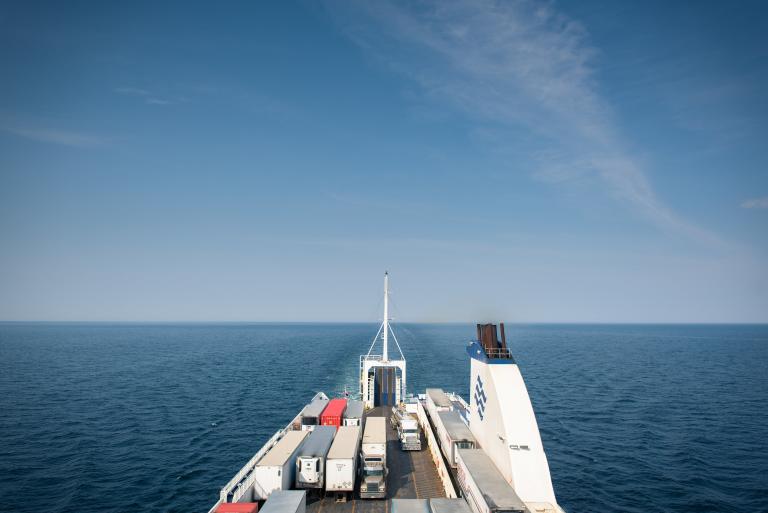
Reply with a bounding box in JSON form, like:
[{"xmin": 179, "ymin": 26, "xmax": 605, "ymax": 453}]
[
  {"xmin": 2, "ymin": 126, "xmax": 106, "ymax": 148},
  {"xmin": 327, "ymin": 0, "xmax": 719, "ymax": 244},
  {"xmin": 114, "ymin": 86, "xmax": 183, "ymax": 106},
  {"xmin": 741, "ymin": 196, "xmax": 768, "ymax": 209}
]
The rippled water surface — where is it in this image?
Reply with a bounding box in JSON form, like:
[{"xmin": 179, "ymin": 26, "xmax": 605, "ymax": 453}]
[{"xmin": 1, "ymin": 323, "xmax": 766, "ymax": 513}]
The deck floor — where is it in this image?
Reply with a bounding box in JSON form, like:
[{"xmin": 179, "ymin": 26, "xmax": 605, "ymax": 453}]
[{"xmin": 306, "ymin": 407, "xmax": 445, "ymax": 513}]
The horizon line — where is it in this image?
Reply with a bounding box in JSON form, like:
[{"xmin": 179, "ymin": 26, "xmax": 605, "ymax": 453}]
[{"xmin": 1, "ymin": 320, "xmax": 766, "ymax": 326}]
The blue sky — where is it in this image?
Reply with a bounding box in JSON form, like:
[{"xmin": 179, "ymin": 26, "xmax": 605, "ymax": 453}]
[{"xmin": 1, "ymin": 0, "xmax": 766, "ymax": 322}]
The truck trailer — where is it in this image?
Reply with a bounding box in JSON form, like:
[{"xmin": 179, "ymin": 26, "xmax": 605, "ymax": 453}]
[
  {"xmin": 320, "ymin": 398, "xmax": 347, "ymax": 430},
  {"xmin": 391, "ymin": 499, "xmax": 430, "ymax": 513},
  {"xmin": 456, "ymin": 449, "xmax": 528, "ymax": 513},
  {"xmin": 295, "ymin": 425, "xmax": 336, "ymax": 489},
  {"xmin": 254, "ymin": 431, "xmax": 309, "ymax": 499},
  {"xmin": 260, "ymin": 490, "xmax": 307, "ymax": 513},
  {"xmin": 425, "ymin": 388, "xmax": 452, "ymax": 422},
  {"xmin": 343, "ymin": 400, "xmax": 364, "ymax": 427},
  {"xmin": 435, "ymin": 410, "xmax": 476, "ymax": 466},
  {"xmin": 301, "ymin": 398, "xmax": 330, "ymax": 431},
  {"xmin": 429, "ymin": 499, "xmax": 473, "ymax": 513},
  {"xmin": 359, "ymin": 417, "xmax": 387, "ymax": 499},
  {"xmin": 325, "ymin": 425, "xmax": 361, "ymax": 499}
]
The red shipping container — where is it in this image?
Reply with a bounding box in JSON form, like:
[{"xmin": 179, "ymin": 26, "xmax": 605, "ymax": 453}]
[
  {"xmin": 320, "ymin": 398, "xmax": 347, "ymax": 429},
  {"xmin": 217, "ymin": 503, "xmax": 258, "ymax": 513}
]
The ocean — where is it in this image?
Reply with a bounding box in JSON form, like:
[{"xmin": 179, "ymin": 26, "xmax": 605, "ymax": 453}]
[{"xmin": 0, "ymin": 323, "xmax": 766, "ymax": 512}]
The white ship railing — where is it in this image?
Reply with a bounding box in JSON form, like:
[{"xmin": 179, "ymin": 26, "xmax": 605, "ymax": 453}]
[
  {"xmin": 415, "ymin": 399, "xmax": 458, "ymax": 498},
  {"xmin": 446, "ymin": 392, "xmax": 469, "ymax": 411},
  {"xmin": 482, "ymin": 347, "xmax": 514, "ymax": 360},
  {"xmin": 214, "ymin": 392, "xmax": 329, "ymax": 507}
]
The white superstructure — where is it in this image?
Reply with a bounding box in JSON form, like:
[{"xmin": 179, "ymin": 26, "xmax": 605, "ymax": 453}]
[{"xmin": 360, "ymin": 272, "xmax": 406, "ymax": 408}]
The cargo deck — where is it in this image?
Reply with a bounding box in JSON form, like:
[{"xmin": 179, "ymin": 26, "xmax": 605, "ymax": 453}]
[{"xmin": 306, "ymin": 407, "xmax": 445, "ymax": 513}]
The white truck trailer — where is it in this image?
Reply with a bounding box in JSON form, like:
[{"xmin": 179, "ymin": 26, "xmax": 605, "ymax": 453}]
[
  {"xmin": 456, "ymin": 449, "xmax": 528, "ymax": 513},
  {"xmin": 429, "ymin": 498, "xmax": 473, "ymax": 513},
  {"xmin": 325, "ymin": 425, "xmax": 361, "ymax": 499},
  {"xmin": 295, "ymin": 425, "xmax": 336, "ymax": 489},
  {"xmin": 425, "ymin": 388, "xmax": 453, "ymax": 421},
  {"xmin": 342, "ymin": 400, "xmax": 364, "ymax": 427},
  {"xmin": 300, "ymin": 398, "xmax": 330, "ymax": 431},
  {"xmin": 391, "ymin": 499, "xmax": 430, "ymax": 513},
  {"xmin": 359, "ymin": 417, "xmax": 387, "ymax": 499},
  {"xmin": 435, "ymin": 410, "xmax": 476, "ymax": 466},
  {"xmin": 253, "ymin": 431, "xmax": 309, "ymax": 499},
  {"xmin": 260, "ymin": 490, "xmax": 307, "ymax": 513}
]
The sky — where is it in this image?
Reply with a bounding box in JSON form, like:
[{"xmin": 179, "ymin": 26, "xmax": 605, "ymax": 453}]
[{"xmin": 0, "ymin": 0, "xmax": 767, "ymax": 322}]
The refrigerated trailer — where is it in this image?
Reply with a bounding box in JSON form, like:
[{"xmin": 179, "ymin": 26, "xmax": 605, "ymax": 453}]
[
  {"xmin": 301, "ymin": 398, "xmax": 330, "ymax": 431},
  {"xmin": 435, "ymin": 410, "xmax": 476, "ymax": 466},
  {"xmin": 295, "ymin": 426, "xmax": 336, "ymax": 489},
  {"xmin": 325, "ymin": 425, "xmax": 361, "ymax": 499},
  {"xmin": 253, "ymin": 431, "xmax": 309, "ymax": 499},
  {"xmin": 260, "ymin": 490, "xmax": 306, "ymax": 513},
  {"xmin": 343, "ymin": 400, "xmax": 364, "ymax": 427},
  {"xmin": 359, "ymin": 417, "xmax": 387, "ymax": 499},
  {"xmin": 456, "ymin": 449, "xmax": 528, "ymax": 513}
]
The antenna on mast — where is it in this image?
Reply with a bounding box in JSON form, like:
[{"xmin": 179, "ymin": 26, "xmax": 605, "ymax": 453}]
[{"xmin": 382, "ymin": 271, "xmax": 389, "ymax": 362}]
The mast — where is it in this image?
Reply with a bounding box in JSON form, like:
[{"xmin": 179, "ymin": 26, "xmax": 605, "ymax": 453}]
[{"xmin": 382, "ymin": 271, "xmax": 389, "ymax": 362}]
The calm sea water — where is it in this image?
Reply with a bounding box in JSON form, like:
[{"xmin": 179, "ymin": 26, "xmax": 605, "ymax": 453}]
[{"xmin": 0, "ymin": 323, "xmax": 766, "ymax": 513}]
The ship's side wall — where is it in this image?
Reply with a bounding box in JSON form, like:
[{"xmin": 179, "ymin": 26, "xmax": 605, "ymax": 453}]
[{"xmin": 468, "ymin": 348, "xmax": 557, "ymax": 505}]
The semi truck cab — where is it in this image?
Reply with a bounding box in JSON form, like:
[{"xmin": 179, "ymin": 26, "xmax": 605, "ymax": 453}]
[{"xmin": 360, "ymin": 455, "xmax": 386, "ymax": 499}]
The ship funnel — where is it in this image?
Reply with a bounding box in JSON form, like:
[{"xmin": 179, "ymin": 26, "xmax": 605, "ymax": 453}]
[
  {"xmin": 467, "ymin": 321, "xmax": 558, "ymax": 505},
  {"xmin": 476, "ymin": 323, "xmax": 511, "ymax": 359}
]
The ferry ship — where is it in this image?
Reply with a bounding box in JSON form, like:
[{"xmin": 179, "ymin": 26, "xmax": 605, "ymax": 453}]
[{"xmin": 208, "ymin": 273, "xmax": 565, "ymax": 513}]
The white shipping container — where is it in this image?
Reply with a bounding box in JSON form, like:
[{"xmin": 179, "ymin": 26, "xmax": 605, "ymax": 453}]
[
  {"xmin": 455, "ymin": 449, "xmax": 527, "ymax": 513},
  {"xmin": 325, "ymin": 426, "xmax": 361, "ymax": 492},
  {"xmin": 260, "ymin": 490, "xmax": 307, "ymax": 513},
  {"xmin": 253, "ymin": 431, "xmax": 309, "ymax": 499}
]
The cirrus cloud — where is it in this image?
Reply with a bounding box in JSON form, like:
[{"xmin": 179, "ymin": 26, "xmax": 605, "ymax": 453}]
[{"xmin": 326, "ymin": 0, "xmax": 721, "ymax": 245}]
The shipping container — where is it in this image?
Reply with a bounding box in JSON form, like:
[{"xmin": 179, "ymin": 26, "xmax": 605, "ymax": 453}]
[
  {"xmin": 360, "ymin": 417, "xmax": 387, "ymax": 499},
  {"xmin": 301, "ymin": 398, "xmax": 330, "ymax": 430},
  {"xmin": 320, "ymin": 398, "xmax": 347, "ymax": 429},
  {"xmin": 391, "ymin": 499, "xmax": 430, "ymax": 513},
  {"xmin": 217, "ymin": 503, "xmax": 258, "ymax": 513},
  {"xmin": 343, "ymin": 400, "xmax": 364, "ymax": 426},
  {"xmin": 456, "ymin": 449, "xmax": 527, "ymax": 513},
  {"xmin": 429, "ymin": 498, "xmax": 473, "ymax": 513},
  {"xmin": 325, "ymin": 425, "xmax": 361, "ymax": 496},
  {"xmin": 295, "ymin": 426, "xmax": 336, "ymax": 489},
  {"xmin": 435, "ymin": 410, "xmax": 476, "ymax": 466},
  {"xmin": 425, "ymin": 388, "xmax": 453, "ymax": 422},
  {"xmin": 253, "ymin": 431, "xmax": 309, "ymax": 499},
  {"xmin": 260, "ymin": 490, "xmax": 306, "ymax": 513}
]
